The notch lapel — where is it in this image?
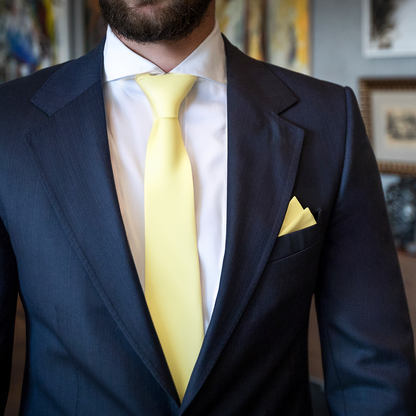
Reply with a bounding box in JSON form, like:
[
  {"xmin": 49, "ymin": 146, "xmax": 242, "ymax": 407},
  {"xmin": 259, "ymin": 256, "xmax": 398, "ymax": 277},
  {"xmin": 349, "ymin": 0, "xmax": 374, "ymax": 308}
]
[
  {"xmin": 24, "ymin": 42, "xmax": 179, "ymax": 404},
  {"xmin": 182, "ymin": 40, "xmax": 305, "ymax": 410}
]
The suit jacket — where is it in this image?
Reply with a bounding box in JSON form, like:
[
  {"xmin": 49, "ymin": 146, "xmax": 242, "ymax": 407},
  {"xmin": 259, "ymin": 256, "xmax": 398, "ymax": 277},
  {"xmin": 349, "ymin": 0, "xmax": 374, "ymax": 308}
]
[{"xmin": 0, "ymin": 38, "xmax": 415, "ymax": 415}]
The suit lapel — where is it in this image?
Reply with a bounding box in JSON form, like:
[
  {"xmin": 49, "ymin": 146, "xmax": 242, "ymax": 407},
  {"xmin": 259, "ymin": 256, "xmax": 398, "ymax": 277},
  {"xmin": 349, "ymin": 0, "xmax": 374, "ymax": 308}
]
[
  {"xmin": 25, "ymin": 42, "xmax": 179, "ymax": 404},
  {"xmin": 182, "ymin": 40, "xmax": 305, "ymax": 410}
]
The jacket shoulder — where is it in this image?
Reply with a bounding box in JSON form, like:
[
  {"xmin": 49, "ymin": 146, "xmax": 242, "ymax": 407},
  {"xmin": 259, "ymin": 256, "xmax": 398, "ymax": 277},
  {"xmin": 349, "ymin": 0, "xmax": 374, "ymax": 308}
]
[
  {"xmin": 0, "ymin": 38, "xmax": 105, "ymax": 124},
  {"xmin": 0, "ymin": 63, "xmax": 66, "ymax": 107},
  {"xmin": 224, "ymin": 36, "xmax": 348, "ymax": 119},
  {"xmin": 0, "ymin": 64, "xmax": 68, "ymax": 138},
  {"xmin": 263, "ymin": 61, "xmax": 347, "ymax": 112}
]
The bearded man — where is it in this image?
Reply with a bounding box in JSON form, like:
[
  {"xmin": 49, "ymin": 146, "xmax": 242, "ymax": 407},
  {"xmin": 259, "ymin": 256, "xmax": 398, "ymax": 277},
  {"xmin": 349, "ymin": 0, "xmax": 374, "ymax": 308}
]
[{"xmin": 0, "ymin": 1, "xmax": 415, "ymax": 415}]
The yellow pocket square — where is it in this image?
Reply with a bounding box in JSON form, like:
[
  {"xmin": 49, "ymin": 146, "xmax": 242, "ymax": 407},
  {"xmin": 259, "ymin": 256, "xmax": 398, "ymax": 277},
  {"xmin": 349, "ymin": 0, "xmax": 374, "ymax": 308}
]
[{"xmin": 278, "ymin": 197, "xmax": 317, "ymax": 237}]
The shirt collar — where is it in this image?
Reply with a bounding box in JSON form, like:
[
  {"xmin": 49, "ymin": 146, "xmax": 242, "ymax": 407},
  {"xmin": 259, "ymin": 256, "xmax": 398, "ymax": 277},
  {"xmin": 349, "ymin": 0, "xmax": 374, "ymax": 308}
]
[{"xmin": 103, "ymin": 20, "xmax": 227, "ymax": 85}]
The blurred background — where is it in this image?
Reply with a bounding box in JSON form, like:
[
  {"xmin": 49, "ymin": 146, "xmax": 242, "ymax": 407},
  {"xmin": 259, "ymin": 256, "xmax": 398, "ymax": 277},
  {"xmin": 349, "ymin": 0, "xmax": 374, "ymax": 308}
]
[{"xmin": 1, "ymin": 0, "xmax": 416, "ymax": 414}]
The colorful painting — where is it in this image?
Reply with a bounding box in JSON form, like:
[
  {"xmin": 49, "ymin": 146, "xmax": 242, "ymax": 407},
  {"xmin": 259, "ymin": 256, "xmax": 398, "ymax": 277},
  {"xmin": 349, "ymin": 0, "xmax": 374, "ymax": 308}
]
[
  {"xmin": 0, "ymin": 0, "xmax": 57, "ymax": 83},
  {"xmin": 216, "ymin": 0, "xmax": 311, "ymax": 75},
  {"xmin": 216, "ymin": 0, "xmax": 246, "ymax": 52},
  {"xmin": 266, "ymin": 0, "xmax": 310, "ymax": 74}
]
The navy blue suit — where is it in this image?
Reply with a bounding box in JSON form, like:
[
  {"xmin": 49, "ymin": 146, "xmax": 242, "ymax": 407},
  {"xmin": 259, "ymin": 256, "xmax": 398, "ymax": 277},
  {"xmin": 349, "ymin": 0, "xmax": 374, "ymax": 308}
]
[{"xmin": 1, "ymin": 38, "xmax": 415, "ymax": 415}]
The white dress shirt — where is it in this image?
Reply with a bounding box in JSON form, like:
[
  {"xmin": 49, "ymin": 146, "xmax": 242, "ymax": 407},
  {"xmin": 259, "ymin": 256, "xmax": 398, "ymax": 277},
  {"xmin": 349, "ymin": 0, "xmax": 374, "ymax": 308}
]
[{"xmin": 103, "ymin": 21, "xmax": 227, "ymax": 331}]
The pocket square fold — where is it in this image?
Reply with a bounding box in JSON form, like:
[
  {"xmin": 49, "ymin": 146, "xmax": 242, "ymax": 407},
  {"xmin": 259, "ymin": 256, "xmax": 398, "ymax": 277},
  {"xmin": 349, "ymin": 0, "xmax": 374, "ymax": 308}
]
[{"xmin": 278, "ymin": 197, "xmax": 316, "ymax": 237}]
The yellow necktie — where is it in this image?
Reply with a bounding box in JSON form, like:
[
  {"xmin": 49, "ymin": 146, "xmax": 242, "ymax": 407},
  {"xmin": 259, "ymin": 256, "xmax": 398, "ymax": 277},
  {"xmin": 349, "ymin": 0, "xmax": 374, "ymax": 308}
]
[{"xmin": 136, "ymin": 73, "xmax": 204, "ymax": 401}]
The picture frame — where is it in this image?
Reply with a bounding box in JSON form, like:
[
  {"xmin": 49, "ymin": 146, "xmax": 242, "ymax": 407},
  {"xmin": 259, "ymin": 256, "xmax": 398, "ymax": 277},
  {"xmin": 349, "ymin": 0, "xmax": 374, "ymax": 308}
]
[
  {"xmin": 362, "ymin": 0, "xmax": 416, "ymax": 58},
  {"xmin": 360, "ymin": 78, "xmax": 416, "ymax": 175}
]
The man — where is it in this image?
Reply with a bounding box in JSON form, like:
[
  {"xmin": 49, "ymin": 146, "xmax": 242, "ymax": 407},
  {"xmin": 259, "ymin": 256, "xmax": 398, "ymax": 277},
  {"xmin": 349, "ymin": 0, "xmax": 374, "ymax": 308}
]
[{"xmin": 0, "ymin": 0, "xmax": 415, "ymax": 414}]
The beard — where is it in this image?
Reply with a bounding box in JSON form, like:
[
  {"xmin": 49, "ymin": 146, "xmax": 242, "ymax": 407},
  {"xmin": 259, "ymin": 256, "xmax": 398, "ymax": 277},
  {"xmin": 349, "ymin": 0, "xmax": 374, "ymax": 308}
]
[{"xmin": 99, "ymin": 0, "xmax": 213, "ymax": 43}]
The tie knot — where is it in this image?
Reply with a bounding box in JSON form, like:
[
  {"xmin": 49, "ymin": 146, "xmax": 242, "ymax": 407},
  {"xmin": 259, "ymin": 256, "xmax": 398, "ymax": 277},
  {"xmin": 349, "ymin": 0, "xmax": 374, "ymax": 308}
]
[{"xmin": 136, "ymin": 73, "xmax": 197, "ymax": 119}]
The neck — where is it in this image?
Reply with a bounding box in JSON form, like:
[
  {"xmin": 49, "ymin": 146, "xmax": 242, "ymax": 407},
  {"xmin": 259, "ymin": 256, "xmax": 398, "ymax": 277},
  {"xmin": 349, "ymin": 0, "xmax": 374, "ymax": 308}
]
[{"xmin": 114, "ymin": 2, "xmax": 216, "ymax": 73}]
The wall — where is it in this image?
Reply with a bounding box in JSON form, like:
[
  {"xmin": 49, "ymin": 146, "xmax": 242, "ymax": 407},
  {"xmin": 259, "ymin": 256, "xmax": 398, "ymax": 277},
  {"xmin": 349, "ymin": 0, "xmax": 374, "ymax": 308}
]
[{"xmin": 312, "ymin": 0, "xmax": 416, "ymax": 96}]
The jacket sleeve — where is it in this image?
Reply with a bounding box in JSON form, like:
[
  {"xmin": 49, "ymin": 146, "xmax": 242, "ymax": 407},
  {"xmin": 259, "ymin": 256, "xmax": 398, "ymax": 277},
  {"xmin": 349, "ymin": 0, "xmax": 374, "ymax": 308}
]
[
  {"xmin": 0, "ymin": 217, "xmax": 19, "ymax": 414},
  {"xmin": 316, "ymin": 87, "xmax": 416, "ymax": 415}
]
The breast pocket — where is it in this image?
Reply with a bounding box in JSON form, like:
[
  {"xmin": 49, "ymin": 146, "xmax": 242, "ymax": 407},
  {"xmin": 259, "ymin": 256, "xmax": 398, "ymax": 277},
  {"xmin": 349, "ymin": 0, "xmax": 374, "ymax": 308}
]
[{"xmin": 267, "ymin": 210, "xmax": 321, "ymax": 263}]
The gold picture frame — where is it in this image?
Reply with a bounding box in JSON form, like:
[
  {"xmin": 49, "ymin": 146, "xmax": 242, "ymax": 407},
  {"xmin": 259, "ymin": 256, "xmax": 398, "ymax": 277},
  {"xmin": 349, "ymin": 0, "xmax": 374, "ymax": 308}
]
[{"xmin": 360, "ymin": 78, "xmax": 416, "ymax": 175}]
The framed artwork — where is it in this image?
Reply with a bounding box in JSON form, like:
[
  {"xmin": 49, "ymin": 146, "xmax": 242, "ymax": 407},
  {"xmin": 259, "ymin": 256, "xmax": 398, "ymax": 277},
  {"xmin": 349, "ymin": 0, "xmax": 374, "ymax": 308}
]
[
  {"xmin": 360, "ymin": 78, "xmax": 416, "ymax": 175},
  {"xmin": 362, "ymin": 0, "xmax": 416, "ymax": 58},
  {"xmin": 216, "ymin": 0, "xmax": 311, "ymax": 75},
  {"xmin": 0, "ymin": 0, "xmax": 70, "ymax": 84}
]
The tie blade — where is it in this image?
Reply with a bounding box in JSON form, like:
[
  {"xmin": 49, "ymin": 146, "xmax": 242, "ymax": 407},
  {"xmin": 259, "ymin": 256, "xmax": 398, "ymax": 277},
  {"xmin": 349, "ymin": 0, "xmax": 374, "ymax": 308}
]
[{"xmin": 140, "ymin": 72, "xmax": 203, "ymax": 402}]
